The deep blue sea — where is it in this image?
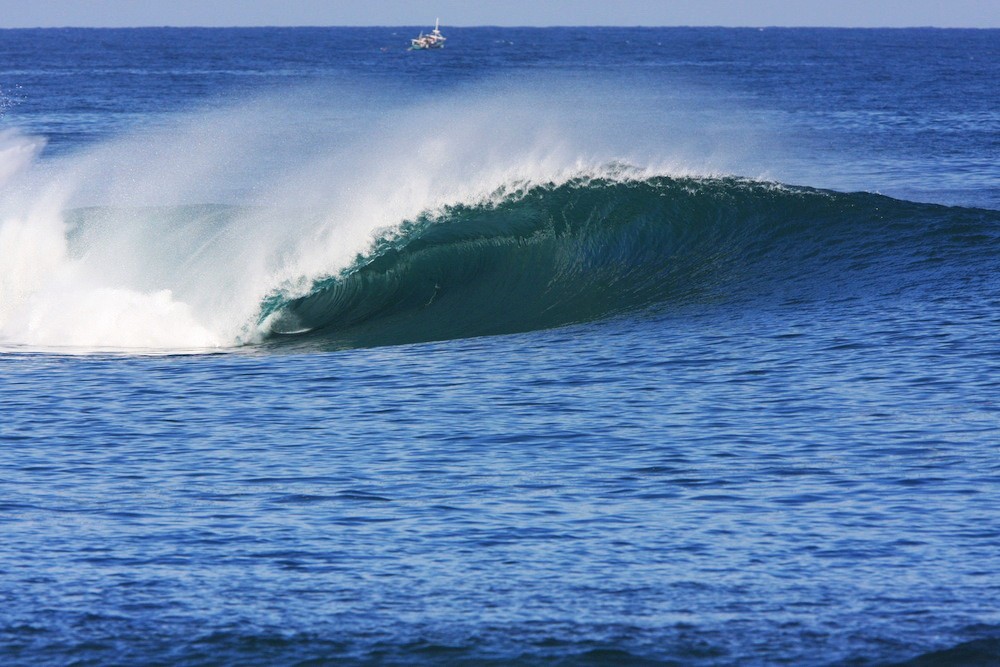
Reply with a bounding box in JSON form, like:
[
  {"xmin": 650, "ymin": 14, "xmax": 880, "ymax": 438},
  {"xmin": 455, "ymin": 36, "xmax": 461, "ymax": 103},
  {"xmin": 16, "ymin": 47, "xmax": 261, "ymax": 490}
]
[{"xmin": 1, "ymin": 26, "xmax": 999, "ymax": 666}]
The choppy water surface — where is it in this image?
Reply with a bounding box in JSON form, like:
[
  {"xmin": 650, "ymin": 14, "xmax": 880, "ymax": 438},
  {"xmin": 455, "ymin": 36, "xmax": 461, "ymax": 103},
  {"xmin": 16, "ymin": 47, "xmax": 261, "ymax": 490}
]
[{"xmin": 1, "ymin": 27, "xmax": 998, "ymax": 666}]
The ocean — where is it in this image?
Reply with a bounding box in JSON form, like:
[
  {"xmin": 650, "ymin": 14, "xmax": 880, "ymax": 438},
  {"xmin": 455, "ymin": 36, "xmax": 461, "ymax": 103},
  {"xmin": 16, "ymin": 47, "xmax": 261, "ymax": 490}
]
[{"xmin": 0, "ymin": 26, "xmax": 998, "ymax": 666}]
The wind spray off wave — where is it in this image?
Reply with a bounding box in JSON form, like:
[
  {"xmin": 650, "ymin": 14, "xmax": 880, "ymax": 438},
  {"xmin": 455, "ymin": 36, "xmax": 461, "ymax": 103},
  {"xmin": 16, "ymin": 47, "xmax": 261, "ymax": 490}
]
[
  {"xmin": 0, "ymin": 132, "xmax": 223, "ymax": 350},
  {"xmin": 2, "ymin": 81, "xmax": 993, "ymax": 352},
  {"xmin": 0, "ymin": 80, "xmax": 737, "ymax": 352},
  {"xmin": 0, "ymin": 107, "xmax": 555, "ymax": 348}
]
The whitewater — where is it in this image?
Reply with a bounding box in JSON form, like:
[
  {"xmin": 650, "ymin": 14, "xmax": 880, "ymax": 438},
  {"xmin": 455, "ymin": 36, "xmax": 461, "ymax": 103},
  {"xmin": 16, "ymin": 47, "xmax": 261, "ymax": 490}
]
[
  {"xmin": 0, "ymin": 106, "xmax": 489, "ymax": 348},
  {"xmin": 1, "ymin": 26, "xmax": 998, "ymax": 667},
  {"xmin": 3, "ymin": 81, "xmax": 990, "ymax": 352},
  {"xmin": 0, "ymin": 81, "xmax": 737, "ymax": 350}
]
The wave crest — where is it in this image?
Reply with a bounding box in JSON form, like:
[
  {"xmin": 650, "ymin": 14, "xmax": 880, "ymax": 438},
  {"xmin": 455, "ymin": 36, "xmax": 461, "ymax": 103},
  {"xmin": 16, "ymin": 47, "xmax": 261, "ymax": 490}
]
[{"xmin": 260, "ymin": 174, "xmax": 999, "ymax": 348}]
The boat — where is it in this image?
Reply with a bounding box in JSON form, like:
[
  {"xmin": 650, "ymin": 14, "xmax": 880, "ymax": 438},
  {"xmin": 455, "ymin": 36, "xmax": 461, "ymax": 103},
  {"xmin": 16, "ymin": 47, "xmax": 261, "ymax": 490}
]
[{"xmin": 410, "ymin": 19, "xmax": 446, "ymax": 50}]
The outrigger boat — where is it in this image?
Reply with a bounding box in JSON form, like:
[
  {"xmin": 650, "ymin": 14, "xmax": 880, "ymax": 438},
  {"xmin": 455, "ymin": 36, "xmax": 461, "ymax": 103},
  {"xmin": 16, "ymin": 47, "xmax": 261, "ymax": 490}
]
[{"xmin": 410, "ymin": 19, "xmax": 446, "ymax": 50}]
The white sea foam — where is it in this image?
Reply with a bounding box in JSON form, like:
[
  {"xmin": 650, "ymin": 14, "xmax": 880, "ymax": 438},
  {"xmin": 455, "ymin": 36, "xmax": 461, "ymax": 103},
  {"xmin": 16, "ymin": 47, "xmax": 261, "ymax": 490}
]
[{"xmin": 0, "ymin": 78, "xmax": 775, "ymax": 352}]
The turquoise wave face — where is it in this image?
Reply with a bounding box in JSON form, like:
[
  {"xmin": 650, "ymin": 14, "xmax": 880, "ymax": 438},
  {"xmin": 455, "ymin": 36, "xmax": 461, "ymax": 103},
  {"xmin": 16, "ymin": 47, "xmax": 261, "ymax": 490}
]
[{"xmin": 260, "ymin": 176, "xmax": 999, "ymax": 349}]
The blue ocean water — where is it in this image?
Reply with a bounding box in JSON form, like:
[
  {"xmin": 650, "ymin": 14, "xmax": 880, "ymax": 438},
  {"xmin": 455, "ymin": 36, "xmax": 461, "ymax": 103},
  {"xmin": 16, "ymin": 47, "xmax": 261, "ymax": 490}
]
[{"xmin": 1, "ymin": 27, "xmax": 999, "ymax": 666}]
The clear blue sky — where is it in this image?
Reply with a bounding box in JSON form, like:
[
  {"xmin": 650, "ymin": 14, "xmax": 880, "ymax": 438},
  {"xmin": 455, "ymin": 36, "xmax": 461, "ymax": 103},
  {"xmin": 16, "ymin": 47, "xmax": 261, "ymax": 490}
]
[{"xmin": 0, "ymin": 0, "xmax": 996, "ymax": 28}]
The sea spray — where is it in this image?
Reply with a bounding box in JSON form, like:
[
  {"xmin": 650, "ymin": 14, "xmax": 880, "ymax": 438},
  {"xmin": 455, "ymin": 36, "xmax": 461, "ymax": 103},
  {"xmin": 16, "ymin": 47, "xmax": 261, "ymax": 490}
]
[
  {"xmin": 0, "ymin": 78, "xmax": 781, "ymax": 351},
  {"xmin": 0, "ymin": 132, "xmax": 222, "ymax": 349}
]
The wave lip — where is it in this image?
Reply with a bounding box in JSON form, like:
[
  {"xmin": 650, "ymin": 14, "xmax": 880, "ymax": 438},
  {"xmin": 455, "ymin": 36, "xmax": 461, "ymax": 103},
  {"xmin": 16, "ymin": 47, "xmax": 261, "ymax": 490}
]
[{"xmin": 260, "ymin": 173, "xmax": 1000, "ymax": 349}]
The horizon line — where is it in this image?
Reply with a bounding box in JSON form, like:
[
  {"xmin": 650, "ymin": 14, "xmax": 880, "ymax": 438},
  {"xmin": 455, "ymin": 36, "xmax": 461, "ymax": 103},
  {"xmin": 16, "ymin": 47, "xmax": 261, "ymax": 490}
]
[{"xmin": 1, "ymin": 24, "xmax": 996, "ymax": 30}]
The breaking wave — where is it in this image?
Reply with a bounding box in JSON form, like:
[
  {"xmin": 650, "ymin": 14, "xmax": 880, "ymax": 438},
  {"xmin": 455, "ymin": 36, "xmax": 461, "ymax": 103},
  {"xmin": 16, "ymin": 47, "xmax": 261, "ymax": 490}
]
[
  {"xmin": 258, "ymin": 175, "xmax": 999, "ymax": 348},
  {"xmin": 0, "ymin": 122, "xmax": 996, "ymax": 353}
]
